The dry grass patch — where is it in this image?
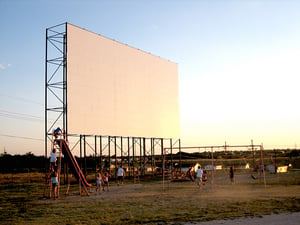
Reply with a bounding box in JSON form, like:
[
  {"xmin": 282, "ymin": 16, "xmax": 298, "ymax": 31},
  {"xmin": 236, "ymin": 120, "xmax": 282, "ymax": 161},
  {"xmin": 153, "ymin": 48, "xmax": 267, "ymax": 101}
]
[{"xmin": 0, "ymin": 171, "xmax": 299, "ymax": 224}]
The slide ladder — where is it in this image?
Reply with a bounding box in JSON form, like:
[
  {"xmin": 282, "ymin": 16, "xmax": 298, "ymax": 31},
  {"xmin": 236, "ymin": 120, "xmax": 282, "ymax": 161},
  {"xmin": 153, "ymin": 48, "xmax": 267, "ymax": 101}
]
[
  {"xmin": 55, "ymin": 139, "xmax": 91, "ymax": 194},
  {"xmin": 44, "ymin": 136, "xmax": 62, "ymax": 198}
]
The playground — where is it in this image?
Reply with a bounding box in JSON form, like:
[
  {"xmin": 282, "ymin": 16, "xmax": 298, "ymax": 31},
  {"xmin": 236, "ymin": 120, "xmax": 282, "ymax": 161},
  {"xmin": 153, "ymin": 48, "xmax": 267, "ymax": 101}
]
[
  {"xmin": 0, "ymin": 168, "xmax": 299, "ymax": 224},
  {"xmin": 4, "ymin": 22, "xmax": 288, "ymax": 224}
]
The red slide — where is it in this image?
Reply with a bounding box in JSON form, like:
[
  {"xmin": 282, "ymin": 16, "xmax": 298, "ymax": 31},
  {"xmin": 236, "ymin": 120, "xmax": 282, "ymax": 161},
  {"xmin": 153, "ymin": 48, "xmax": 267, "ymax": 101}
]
[{"xmin": 55, "ymin": 139, "xmax": 91, "ymax": 188}]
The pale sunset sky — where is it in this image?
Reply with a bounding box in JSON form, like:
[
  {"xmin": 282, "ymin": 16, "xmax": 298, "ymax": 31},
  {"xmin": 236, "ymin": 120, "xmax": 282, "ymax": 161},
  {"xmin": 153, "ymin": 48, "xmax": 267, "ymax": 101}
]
[{"xmin": 1, "ymin": 0, "xmax": 300, "ymax": 155}]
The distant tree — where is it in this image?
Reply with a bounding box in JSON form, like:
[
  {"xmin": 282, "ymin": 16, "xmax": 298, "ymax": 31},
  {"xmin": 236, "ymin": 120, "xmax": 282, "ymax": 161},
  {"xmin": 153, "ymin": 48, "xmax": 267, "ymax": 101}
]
[
  {"xmin": 289, "ymin": 150, "xmax": 300, "ymax": 158},
  {"xmin": 25, "ymin": 152, "xmax": 34, "ymax": 157},
  {"xmin": 0, "ymin": 152, "xmax": 44, "ymax": 172}
]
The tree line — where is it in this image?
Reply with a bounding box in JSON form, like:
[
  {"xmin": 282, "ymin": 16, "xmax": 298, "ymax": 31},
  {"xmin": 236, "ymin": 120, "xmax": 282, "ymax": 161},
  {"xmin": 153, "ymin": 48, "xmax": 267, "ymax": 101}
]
[{"xmin": 1, "ymin": 149, "xmax": 298, "ymax": 173}]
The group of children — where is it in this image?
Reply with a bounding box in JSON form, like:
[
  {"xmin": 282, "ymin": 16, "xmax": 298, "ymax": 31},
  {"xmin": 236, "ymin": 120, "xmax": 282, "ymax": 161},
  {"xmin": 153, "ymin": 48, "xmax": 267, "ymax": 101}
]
[
  {"xmin": 49, "ymin": 128, "xmax": 61, "ymax": 200},
  {"xmin": 95, "ymin": 169, "xmax": 111, "ymax": 194},
  {"xmin": 49, "ymin": 127, "xmax": 126, "ymax": 198},
  {"xmin": 95, "ymin": 166, "xmax": 125, "ymax": 194},
  {"xmin": 196, "ymin": 164, "xmax": 235, "ymax": 189},
  {"xmin": 49, "ymin": 149, "xmax": 59, "ymax": 200}
]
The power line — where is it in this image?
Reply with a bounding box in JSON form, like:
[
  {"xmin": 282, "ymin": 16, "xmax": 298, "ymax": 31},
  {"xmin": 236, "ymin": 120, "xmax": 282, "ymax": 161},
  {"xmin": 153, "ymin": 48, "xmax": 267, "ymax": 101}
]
[
  {"xmin": 0, "ymin": 109, "xmax": 59, "ymax": 124},
  {"xmin": 0, "ymin": 109, "xmax": 42, "ymax": 119},
  {"xmin": 0, "ymin": 110, "xmax": 43, "ymax": 122},
  {"xmin": 0, "ymin": 93, "xmax": 43, "ymax": 106},
  {"xmin": 0, "ymin": 134, "xmax": 44, "ymax": 142}
]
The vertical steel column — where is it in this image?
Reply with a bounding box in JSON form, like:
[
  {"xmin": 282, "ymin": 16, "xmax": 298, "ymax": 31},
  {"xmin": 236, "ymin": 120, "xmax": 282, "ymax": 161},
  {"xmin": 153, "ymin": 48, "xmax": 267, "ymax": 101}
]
[
  {"xmin": 139, "ymin": 137, "xmax": 142, "ymax": 176},
  {"xmin": 261, "ymin": 144, "xmax": 266, "ymax": 187},
  {"xmin": 80, "ymin": 135, "xmax": 82, "ymax": 169},
  {"xmin": 151, "ymin": 138, "xmax": 154, "ymax": 176},
  {"xmin": 211, "ymin": 146, "xmax": 214, "ymax": 186},
  {"xmin": 108, "ymin": 136, "xmax": 111, "ymax": 171},
  {"xmin": 274, "ymin": 149, "xmax": 277, "ymax": 174},
  {"xmin": 94, "ymin": 136, "xmax": 97, "ymax": 171},
  {"xmin": 99, "ymin": 136, "xmax": 103, "ymax": 169},
  {"xmin": 84, "ymin": 135, "xmax": 87, "ymax": 175},
  {"xmin": 259, "ymin": 145, "xmax": 263, "ymax": 184},
  {"xmin": 179, "ymin": 139, "xmax": 182, "ymax": 173},
  {"xmin": 63, "ymin": 23, "xmax": 68, "ymax": 139},
  {"xmin": 143, "ymin": 138, "xmax": 146, "ymax": 176},
  {"xmin": 120, "ymin": 137, "xmax": 123, "ymax": 166},
  {"xmin": 251, "ymin": 140, "xmax": 255, "ymax": 169},
  {"xmin": 127, "ymin": 137, "xmax": 130, "ymax": 177},
  {"xmin": 132, "ymin": 137, "xmax": 135, "ymax": 176},
  {"xmin": 114, "ymin": 136, "xmax": 117, "ymax": 179},
  {"xmin": 150, "ymin": 138, "xmax": 154, "ymax": 176},
  {"xmin": 44, "ymin": 28, "xmax": 48, "ymax": 173},
  {"xmin": 161, "ymin": 138, "xmax": 164, "ymax": 176},
  {"xmin": 170, "ymin": 138, "xmax": 173, "ymax": 171}
]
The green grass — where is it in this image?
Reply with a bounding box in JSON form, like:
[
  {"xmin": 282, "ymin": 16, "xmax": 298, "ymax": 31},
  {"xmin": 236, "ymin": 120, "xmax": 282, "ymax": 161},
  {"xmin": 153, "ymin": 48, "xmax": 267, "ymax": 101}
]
[{"xmin": 0, "ymin": 171, "xmax": 299, "ymax": 224}]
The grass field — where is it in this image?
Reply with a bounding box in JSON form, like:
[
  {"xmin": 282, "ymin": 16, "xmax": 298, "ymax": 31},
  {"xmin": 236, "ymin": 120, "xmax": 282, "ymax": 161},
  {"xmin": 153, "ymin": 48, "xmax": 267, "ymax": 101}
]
[{"xmin": 0, "ymin": 170, "xmax": 299, "ymax": 224}]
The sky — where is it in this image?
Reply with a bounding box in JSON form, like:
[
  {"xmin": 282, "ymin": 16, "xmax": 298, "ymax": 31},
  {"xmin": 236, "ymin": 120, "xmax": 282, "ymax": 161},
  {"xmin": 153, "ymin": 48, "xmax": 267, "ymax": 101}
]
[{"xmin": 1, "ymin": 0, "xmax": 300, "ymax": 155}]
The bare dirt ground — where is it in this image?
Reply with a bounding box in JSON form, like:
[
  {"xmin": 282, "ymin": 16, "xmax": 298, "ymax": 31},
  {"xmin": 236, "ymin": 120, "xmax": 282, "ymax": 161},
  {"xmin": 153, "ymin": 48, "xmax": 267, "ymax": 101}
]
[
  {"xmin": 185, "ymin": 212, "xmax": 300, "ymax": 225},
  {"xmin": 84, "ymin": 184, "xmax": 300, "ymax": 225},
  {"xmin": 2, "ymin": 171, "xmax": 299, "ymax": 224},
  {"xmin": 43, "ymin": 173, "xmax": 299, "ymax": 224},
  {"xmin": 84, "ymin": 182, "xmax": 300, "ymax": 225}
]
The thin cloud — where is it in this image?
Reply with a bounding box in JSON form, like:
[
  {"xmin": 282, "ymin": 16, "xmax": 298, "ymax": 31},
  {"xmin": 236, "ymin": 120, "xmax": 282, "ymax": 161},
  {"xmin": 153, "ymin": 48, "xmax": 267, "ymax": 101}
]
[{"xmin": 0, "ymin": 63, "xmax": 12, "ymax": 70}]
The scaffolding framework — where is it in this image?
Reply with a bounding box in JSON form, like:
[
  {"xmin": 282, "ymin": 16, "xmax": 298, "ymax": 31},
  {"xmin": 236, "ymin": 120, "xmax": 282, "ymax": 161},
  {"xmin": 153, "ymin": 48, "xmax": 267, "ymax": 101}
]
[
  {"xmin": 163, "ymin": 140, "xmax": 266, "ymax": 188},
  {"xmin": 45, "ymin": 23, "xmax": 182, "ymax": 185},
  {"xmin": 45, "ymin": 23, "xmax": 67, "ymax": 164},
  {"xmin": 65, "ymin": 134, "xmax": 181, "ymax": 178}
]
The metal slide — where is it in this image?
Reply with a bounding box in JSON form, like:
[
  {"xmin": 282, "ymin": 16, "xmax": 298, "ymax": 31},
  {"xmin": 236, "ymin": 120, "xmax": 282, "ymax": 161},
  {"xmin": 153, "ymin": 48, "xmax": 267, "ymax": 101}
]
[{"xmin": 55, "ymin": 139, "xmax": 91, "ymax": 189}]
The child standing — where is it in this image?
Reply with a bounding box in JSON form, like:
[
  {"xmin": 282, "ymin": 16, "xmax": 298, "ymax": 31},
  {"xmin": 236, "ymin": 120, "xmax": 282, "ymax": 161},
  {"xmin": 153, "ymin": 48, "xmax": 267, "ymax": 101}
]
[
  {"xmin": 196, "ymin": 165, "xmax": 203, "ymax": 189},
  {"xmin": 51, "ymin": 170, "xmax": 58, "ymax": 200},
  {"xmin": 95, "ymin": 171, "xmax": 102, "ymax": 194},
  {"xmin": 50, "ymin": 148, "xmax": 58, "ymax": 170},
  {"xmin": 229, "ymin": 166, "xmax": 235, "ymax": 185},
  {"xmin": 117, "ymin": 166, "xmax": 125, "ymax": 186},
  {"xmin": 53, "ymin": 127, "xmax": 62, "ymax": 139},
  {"xmin": 102, "ymin": 171, "xmax": 110, "ymax": 192}
]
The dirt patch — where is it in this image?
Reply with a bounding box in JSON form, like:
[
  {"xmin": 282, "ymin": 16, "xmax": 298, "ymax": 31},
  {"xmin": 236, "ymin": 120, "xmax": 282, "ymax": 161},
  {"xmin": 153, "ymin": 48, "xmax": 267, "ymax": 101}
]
[
  {"xmin": 1, "ymin": 172, "xmax": 299, "ymax": 224},
  {"xmin": 185, "ymin": 212, "xmax": 300, "ymax": 225}
]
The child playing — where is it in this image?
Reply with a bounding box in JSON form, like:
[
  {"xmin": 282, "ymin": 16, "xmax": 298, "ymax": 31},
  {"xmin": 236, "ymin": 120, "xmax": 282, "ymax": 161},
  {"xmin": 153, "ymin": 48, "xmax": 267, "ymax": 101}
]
[
  {"xmin": 51, "ymin": 170, "xmax": 58, "ymax": 200},
  {"xmin": 53, "ymin": 127, "xmax": 62, "ymax": 139},
  {"xmin": 95, "ymin": 171, "xmax": 102, "ymax": 194},
  {"xmin": 196, "ymin": 165, "xmax": 203, "ymax": 189},
  {"xmin": 50, "ymin": 148, "xmax": 58, "ymax": 170},
  {"xmin": 102, "ymin": 171, "xmax": 110, "ymax": 192},
  {"xmin": 229, "ymin": 166, "xmax": 235, "ymax": 185}
]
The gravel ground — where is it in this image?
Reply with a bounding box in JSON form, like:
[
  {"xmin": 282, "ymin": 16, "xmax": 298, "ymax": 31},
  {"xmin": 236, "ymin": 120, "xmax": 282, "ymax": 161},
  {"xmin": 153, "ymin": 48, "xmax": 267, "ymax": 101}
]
[{"xmin": 184, "ymin": 212, "xmax": 300, "ymax": 225}]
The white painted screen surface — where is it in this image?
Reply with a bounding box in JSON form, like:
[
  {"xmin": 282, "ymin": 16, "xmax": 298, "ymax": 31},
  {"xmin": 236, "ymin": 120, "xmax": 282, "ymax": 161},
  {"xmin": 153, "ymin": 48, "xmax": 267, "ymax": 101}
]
[{"xmin": 67, "ymin": 24, "xmax": 179, "ymax": 138}]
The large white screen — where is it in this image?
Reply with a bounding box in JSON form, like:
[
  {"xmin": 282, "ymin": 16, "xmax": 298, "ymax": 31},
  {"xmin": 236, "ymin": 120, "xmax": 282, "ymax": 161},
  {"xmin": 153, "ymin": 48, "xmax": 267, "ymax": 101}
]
[{"xmin": 67, "ymin": 24, "xmax": 179, "ymax": 138}]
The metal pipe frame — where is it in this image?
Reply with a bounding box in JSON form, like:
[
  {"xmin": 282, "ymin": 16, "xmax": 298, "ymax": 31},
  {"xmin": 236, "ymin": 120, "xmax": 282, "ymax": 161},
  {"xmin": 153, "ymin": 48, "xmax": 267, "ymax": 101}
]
[
  {"xmin": 65, "ymin": 134, "xmax": 181, "ymax": 179},
  {"xmin": 45, "ymin": 23, "xmax": 67, "ymax": 171}
]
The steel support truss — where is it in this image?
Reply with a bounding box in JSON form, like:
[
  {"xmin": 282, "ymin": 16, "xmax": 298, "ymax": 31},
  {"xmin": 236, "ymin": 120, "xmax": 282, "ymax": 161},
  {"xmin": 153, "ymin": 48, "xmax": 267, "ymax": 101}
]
[
  {"xmin": 65, "ymin": 135, "xmax": 181, "ymax": 180},
  {"xmin": 45, "ymin": 23, "xmax": 67, "ymax": 166}
]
